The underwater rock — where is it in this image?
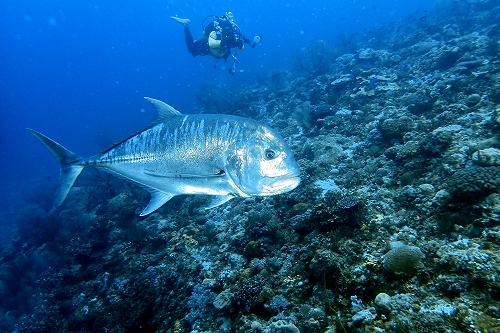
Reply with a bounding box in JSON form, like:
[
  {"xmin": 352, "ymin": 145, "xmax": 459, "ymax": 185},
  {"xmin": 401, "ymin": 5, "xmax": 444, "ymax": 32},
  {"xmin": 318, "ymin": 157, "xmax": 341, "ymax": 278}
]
[
  {"xmin": 418, "ymin": 184, "xmax": 435, "ymax": 196},
  {"xmin": 434, "ymin": 45, "xmax": 461, "ymax": 69},
  {"xmin": 398, "ymin": 140, "xmax": 421, "ymax": 160},
  {"xmin": 336, "ymin": 193, "xmax": 360, "ymax": 210},
  {"xmin": 411, "ymin": 40, "xmax": 440, "ymax": 55},
  {"xmin": 351, "ymin": 308, "xmax": 376, "ymax": 325},
  {"xmin": 309, "ymin": 249, "xmax": 342, "ymax": 283},
  {"xmin": 358, "ymin": 48, "xmax": 377, "ymax": 60},
  {"xmin": 289, "ymin": 202, "xmax": 309, "ymax": 215},
  {"xmin": 243, "ymin": 240, "xmax": 265, "ymax": 259},
  {"xmin": 390, "ymin": 54, "xmax": 402, "ymax": 62},
  {"xmin": 311, "ymin": 104, "xmax": 335, "ymax": 118},
  {"xmin": 263, "ymin": 320, "xmax": 300, "ymax": 333},
  {"xmin": 384, "ymin": 140, "xmax": 421, "ymax": 160},
  {"xmin": 429, "ymin": 126, "xmax": 455, "ymax": 146},
  {"xmin": 268, "ymin": 295, "xmax": 291, "ymax": 314},
  {"xmin": 379, "ymin": 116, "xmax": 414, "ymax": 138},
  {"xmin": 330, "ymin": 74, "xmax": 354, "ymax": 86},
  {"xmin": 471, "ymin": 148, "xmax": 500, "ymax": 166},
  {"xmin": 402, "ymin": 90, "xmax": 437, "ymax": 114},
  {"xmin": 107, "ymin": 193, "xmax": 135, "ymax": 214},
  {"xmin": 213, "ymin": 289, "xmax": 233, "ymax": 310},
  {"xmin": 457, "ymin": 60, "xmax": 487, "ymax": 70},
  {"xmin": 374, "ymin": 293, "xmax": 392, "ymax": 311},
  {"xmin": 399, "ymin": 185, "xmax": 418, "ymax": 204},
  {"xmin": 436, "ymin": 238, "xmax": 496, "ymax": 276},
  {"xmin": 257, "ymin": 286, "xmax": 275, "ymax": 304},
  {"xmin": 465, "ymin": 93, "xmax": 482, "ymax": 106},
  {"xmin": 431, "ymin": 189, "xmax": 452, "ymax": 206}
]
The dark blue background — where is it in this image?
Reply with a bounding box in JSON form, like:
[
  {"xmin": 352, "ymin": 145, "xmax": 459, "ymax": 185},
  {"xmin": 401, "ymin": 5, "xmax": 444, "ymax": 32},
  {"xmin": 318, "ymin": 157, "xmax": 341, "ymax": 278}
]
[{"xmin": 0, "ymin": 0, "xmax": 437, "ymax": 236}]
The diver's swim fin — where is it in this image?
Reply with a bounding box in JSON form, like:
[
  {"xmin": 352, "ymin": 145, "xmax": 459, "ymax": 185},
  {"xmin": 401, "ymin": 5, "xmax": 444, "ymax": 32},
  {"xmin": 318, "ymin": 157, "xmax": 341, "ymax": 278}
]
[{"xmin": 170, "ymin": 16, "xmax": 190, "ymax": 25}]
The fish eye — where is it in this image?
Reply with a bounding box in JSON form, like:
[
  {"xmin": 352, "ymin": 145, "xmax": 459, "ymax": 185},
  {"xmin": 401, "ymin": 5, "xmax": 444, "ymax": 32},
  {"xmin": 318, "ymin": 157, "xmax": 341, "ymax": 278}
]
[{"xmin": 265, "ymin": 149, "xmax": 277, "ymax": 160}]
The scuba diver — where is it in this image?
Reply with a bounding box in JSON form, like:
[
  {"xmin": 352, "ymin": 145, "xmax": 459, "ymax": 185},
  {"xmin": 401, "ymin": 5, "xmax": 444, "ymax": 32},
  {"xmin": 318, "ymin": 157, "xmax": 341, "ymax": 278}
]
[{"xmin": 171, "ymin": 12, "xmax": 262, "ymax": 74}]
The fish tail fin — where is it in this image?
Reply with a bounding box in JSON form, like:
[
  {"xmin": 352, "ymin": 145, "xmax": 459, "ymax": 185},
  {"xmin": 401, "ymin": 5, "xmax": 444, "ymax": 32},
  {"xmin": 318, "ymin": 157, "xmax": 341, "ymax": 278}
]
[{"xmin": 27, "ymin": 128, "xmax": 84, "ymax": 208}]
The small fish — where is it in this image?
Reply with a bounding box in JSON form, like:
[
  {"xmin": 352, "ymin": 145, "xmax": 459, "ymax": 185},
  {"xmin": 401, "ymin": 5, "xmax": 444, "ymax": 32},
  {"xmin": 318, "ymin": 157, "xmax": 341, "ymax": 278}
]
[{"xmin": 29, "ymin": 98, "xmax": 301, "ymax": 216}]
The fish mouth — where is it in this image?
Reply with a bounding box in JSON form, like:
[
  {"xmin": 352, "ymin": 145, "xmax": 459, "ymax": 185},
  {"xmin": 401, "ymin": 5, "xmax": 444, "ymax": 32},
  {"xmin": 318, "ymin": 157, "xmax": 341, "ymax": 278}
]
[{"xmin": 261, "ymin": 173, "xmax": 301, "ymax": 195}]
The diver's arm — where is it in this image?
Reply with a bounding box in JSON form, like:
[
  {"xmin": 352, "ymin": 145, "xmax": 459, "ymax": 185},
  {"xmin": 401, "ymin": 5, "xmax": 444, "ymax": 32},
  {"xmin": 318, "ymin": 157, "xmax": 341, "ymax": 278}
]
[{"xmin": 243, "ymin": 37, "xmax": 252, "ymax": 47}]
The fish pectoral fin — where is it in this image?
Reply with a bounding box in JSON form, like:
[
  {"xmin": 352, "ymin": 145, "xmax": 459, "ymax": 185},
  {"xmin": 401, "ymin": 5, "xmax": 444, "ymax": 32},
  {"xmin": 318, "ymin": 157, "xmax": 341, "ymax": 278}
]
[
  {"xmin": 140, "ymin": 190, "xmax": 174, "ymax": 216},
  {"xmin": 206, "ymin": 195, "xmax": 234, "ymax": 209}
]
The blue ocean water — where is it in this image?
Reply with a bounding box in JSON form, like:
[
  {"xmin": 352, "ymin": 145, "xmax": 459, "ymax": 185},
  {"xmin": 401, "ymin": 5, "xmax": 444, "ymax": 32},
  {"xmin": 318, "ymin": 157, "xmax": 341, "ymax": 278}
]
[{"xmin": 0, "ymin": 0, "xmax": 436, "ymax": 237}]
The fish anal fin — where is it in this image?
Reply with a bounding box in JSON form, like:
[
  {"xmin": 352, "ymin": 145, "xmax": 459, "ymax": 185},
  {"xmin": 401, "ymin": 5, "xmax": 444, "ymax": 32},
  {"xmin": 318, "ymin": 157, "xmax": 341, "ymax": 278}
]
[
  {"xmin": 140, "ymin": 190, "xmax": 174, "ymax": 216},
  {"xmin": 206, "ymin": 196, "xmax": 234, "ymax": 209}
]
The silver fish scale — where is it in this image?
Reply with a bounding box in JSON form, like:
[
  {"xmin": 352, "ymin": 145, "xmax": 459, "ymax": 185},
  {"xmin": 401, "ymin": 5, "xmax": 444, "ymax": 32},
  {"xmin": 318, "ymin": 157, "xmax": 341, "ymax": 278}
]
[{"xmin": 93, "ymin": 115, "xmax": 243, "ymax": 174}]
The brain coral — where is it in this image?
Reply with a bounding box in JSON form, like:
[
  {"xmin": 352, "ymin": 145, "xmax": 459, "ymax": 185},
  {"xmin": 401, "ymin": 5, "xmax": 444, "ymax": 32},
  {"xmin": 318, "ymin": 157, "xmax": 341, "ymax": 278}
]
[
  {"xmin": 383, "ymin": 244, "xmax": 425, "ymax": 275},
  {"xmin": 446, "ymin": 166, "xmax": 500, "ymax": 197}
]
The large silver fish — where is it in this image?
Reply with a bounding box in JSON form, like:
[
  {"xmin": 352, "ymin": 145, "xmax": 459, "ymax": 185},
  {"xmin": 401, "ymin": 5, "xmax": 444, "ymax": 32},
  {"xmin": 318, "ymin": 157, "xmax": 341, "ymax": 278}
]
[{"xmin": 28, "ymin": 98, "xmax": 301, "ymax": 216}]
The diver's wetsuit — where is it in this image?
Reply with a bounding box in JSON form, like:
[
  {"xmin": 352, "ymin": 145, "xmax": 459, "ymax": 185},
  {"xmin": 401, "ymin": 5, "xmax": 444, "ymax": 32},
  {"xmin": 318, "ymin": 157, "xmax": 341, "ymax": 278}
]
[
  {"xmin": 184, "ymin": 16, "xmax": 250, "ymax": 60},
  {"xmin": 184, "ymin": 25, "xmax": 210, "ymax": 57}
]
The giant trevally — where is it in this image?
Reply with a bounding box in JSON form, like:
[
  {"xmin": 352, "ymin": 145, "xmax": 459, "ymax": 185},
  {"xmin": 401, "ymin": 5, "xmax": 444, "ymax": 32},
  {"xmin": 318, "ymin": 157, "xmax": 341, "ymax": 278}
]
[{"xmin": 28, "ymin": 97, "xmax": 301, "ymax": 216}]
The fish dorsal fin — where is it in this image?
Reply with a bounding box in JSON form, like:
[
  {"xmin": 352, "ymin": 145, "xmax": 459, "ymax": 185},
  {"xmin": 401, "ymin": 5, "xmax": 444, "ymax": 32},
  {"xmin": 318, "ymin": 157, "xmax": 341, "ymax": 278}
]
[
  {"xmin": 140, "ymin": 189, "xmax": 174, "ymax": 216},
  {"xmin": 144, "ymin": 97, "xmax": 182, "ymax": 120},
  {"xmin": 98, "ymin": 98, "xmax": 181, "ymax": 156}
]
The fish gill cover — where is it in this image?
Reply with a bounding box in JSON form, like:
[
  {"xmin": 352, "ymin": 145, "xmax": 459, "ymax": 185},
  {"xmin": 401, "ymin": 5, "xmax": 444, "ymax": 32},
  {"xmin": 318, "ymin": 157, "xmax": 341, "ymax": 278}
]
[{"xmin": 1, "ymin": 0, "xmax": 500, "ymax": 332}]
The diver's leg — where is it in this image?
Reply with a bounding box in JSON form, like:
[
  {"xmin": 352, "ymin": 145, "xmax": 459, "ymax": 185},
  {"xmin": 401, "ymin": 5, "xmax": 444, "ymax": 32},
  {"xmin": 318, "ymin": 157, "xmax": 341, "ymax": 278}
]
[
  {"xmin": 184, "ymin": 26, "xmax": 201, "ymax": 56},
  {"xmin": 171, "ymin": 16, "xmax": 199, "ymax": 56}
]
